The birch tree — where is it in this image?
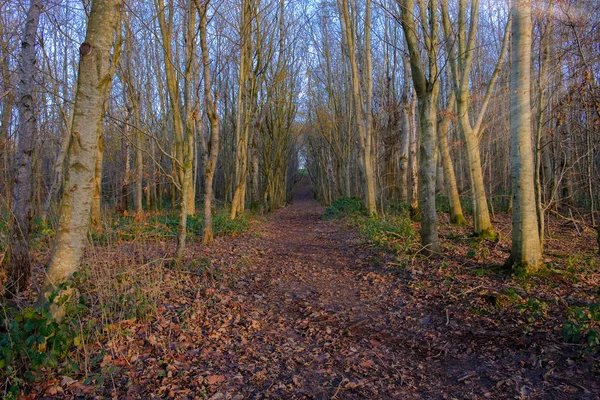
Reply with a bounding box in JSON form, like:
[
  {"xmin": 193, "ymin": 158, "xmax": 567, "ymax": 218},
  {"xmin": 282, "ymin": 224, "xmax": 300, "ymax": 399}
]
[
  {"xmin": 1, "ymin": 0, "xmax": 43, "ymax": 296},
  {"xmin": 39, "ymin": 0, "xmax": 124, "ymax": 304}
]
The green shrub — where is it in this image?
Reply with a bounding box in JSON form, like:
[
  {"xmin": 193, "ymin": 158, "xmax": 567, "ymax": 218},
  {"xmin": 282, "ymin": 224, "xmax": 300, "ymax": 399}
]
[
  {"xmin": 90, "ymin": 209, "xmax": 249, "ymax": 246},
  {"xmin": 351, "ymin": 213, "xmax": 417, "ymax": 254},
  {"xmin": 323, "ymin": 197, "xmax": 364, "ymax": 219},
  {"xmin": 213, "ymin": 211, "xmax": 249, "ymax": 236},
  {"xmin": 563, "ymin": 302, "xmax": 600, "ymax": 350},
  {"xmin": 0, "ymin": 284, "xmax": 87, "ymax": 398}
]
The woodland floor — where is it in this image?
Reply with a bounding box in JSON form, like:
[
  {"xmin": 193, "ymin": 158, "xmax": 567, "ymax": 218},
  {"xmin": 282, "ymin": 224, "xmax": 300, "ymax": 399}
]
[{"xmin": 24, "ymin": 178, "xmax": 600, "ymax": 399}]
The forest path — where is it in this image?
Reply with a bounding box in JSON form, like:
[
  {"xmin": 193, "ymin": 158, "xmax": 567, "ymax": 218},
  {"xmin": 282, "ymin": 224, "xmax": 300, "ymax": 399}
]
[
  {"xmin": 109, "ymin": 178, "xmax": 597, "ymax": 399},
  {"xmin": 188, "ymin": 176, "xmax": 441, "ymax": 398}
]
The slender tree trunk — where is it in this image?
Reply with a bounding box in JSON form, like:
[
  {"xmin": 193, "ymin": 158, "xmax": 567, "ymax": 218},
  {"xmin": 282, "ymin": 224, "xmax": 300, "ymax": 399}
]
[
  {"xmin": 39, "ymin": 0, "xmax": 124, "ymax": 307},
  {"xmin": 0, "ymin": 32, "xmax": 14, "ymax": 192},
  {"xmin": 438, "ymin": 91, "xmax": 467, "ymax": 225},
  {"xmin": 440, "ymin": 0, "xmax": 510, "ymax": 239},
  {"xmin": 535, "ymin": 17, "xmax": 550, "ymax": 249},
  {"xmin": 230, "ymin": 0, "xmax": 255, "ymax": 219},
  {"xmin": 506, "ymin": 0, "xmax": 541, "ymax": 273},
  {"xmin": 250, "ymin": 132, "xmax": 260, "ymax": 211},
  {"xmin": 398, "ymin": 0, "xmax": 441, "ymax": 255},
  {"xmin": 183, "ymin": 0, "xmax": 197, "ymax": 216},
  {"xmin": 174, "ymin": 0, "xmax": 198, "ymax": 264},
  {"xmin": 409, "ymin": 94, "xmax": 419, "ymax": 216},
  {"xmin": 41, "ymin": 91, "xmax": 75, "ymax": 224},
  {"xmin": 399, "ymin": 59, "xmax": 411, "ymax": 203},
  {"xmin": 133, "ymin": 95, "xmax": 144, "ymax": 215},
  {"xmin": 156, "ymin": 0, "xmax": 186, "ymax": 201},
  {"xmin": 2, "ymin": 0, "xmax": 42, "ymax": 296},
  {"xmin": 196, "ymin": 0, "xmax": 220, "ymax": 244},
  {"xmin": 337, "ymin": 0, "xmax": 377, "ymax": 216},
  {"xmin": 90, "ymin": 131, "xmax": 104, "ymax": 228}
]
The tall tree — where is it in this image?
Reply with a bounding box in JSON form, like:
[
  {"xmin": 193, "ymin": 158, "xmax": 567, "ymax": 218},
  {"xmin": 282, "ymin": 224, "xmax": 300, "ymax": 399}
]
[
  {"xmin": 440, "ymin": 0, "xmax": 511, "ymax": 239},
  {"xmin": 337, "ymin": 0, "xmax": 377, "ymax": 216},
  {"xmin": 174, "ymin": 0, "xmax": 198, "ymax": 265},
  {"xmin": 1, "ymin": 0, "xmax": 43, "ymax": 296},
  {"xmin": 437, "ymin": 87, "xmax": 467, "ymax": 225},
  {"xmin": 506, "ymin": 0, "xmax": 541, "ymax": 272},
  {"xmin": 396, "ymin": 0, "xmax": 441, "ymax": 255},
  {"xmin": 196, "ymin": 0, "xmax": 220, "ymax": 244},
  {"xmin": 230, "ymin": 0, "xmax": 258, "ymax": 219},
  {"xmin": 39, "ymin": 0, "xmax": 124, "ymax": 305}
]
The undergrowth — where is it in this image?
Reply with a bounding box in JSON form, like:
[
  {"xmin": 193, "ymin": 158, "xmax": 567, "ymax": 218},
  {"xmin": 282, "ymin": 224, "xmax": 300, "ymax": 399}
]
[
  {"xmin": 322, "ymin": 197, "xmax": 364, "ymax": 219},
  {"xmin": 0, "ymin": 239, "xmax": 191, "ymax": 397},
  {"xmin": 563, "ymin": 302, "xmax": 600, "ymax": 351},
  {"xmin": 90, "ymin": 210, "xmax": 249, "ymax": 245},
  {"xmin": 1, "ymin": 282, "xmax": 88, "ymax": 399},
  {"xmin": 351, "ymin": 213, "xmax": 417, "ymax": 254},
  {"xmin": 323, "ymin": 197, "xmax": 418, "ymax": 255}
]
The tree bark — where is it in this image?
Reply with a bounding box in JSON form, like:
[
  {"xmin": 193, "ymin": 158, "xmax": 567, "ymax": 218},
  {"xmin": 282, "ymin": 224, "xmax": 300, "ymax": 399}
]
[
  {"xmin": 2, "ymin": 0, "xmax": 42, "ymax": 296},
  {"xmin": 39, "ymin": 0, "xmax": 124, "ymax": 306},
  {"xmin": 506, "ymin": 0, "xmax": 542, "ymax": 273},
  {"xmin": 397, "ymin": 0, "xmax": 441, "ymax": 255},
  {"xmin": 230, "ymin": 0, "xmax": 256, "ymax": 219},
  {"xmin": 440, "ymin": 0, "xmax": 510, "ymax": 239},
  {"xmin": 196, "ymin": 0, "xmax": 220, "ymax": 244},
  {"xmin": 438, "ymin": 90, "xmax": 467, "ymax": 225},
  {"xmin": 337, "ymin": 0, "xmax": 377, "ymax": 216}
]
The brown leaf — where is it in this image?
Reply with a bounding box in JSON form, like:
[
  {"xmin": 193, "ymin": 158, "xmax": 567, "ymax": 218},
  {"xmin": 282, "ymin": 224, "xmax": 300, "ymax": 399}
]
[
  {"xmin": 44, "ymin": 385, "xmax": 62, "ymax": 396},
  {"xmin": 360, "ymin": 360, "xmax": 375, "ymax": 368},
  {"xmin": 206, "ymin": 375, "xmax": 225, "ymax": 385}
]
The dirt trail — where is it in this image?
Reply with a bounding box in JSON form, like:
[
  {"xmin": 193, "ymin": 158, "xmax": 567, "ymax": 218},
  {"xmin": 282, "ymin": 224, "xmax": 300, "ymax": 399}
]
[{"xmin": 109, "ymin": 178, "xmax": 597, "ymax": 399}]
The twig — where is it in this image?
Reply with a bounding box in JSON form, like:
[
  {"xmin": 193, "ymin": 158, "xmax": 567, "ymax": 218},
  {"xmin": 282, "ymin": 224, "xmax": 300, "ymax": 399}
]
[
  {"xmin": 445, "ymin": 308, "xmax": 450, "ymax": 326},
  {"xmin": 331, "ymin": 378, "xmax": 348, "ymax": 399},
  {"xmin": 569, "ymin": 209, "xmax": 581, "ymax": 236},
  {"xmin": 460, "ymin": 284, "xmax": 483, "ymax": 297},
  {"xmin": 457, "ymin": 372, "xmax": 476, "ymax": 382}
]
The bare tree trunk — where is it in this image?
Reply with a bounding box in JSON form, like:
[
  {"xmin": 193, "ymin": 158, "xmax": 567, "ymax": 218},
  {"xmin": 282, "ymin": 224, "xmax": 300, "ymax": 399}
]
[
  {"xmin": 398, "ymin": 0, "xmax": 441, "ymax": 255},
  {"xmin": 183, "ymin": 0, "xmax": 197, "ymax": 216},
  {"xmin": 409, "ymin": 93, "xmax": 419, "ymax": 216},
  {"xmin": 250, "ymin": 132, "xmax": 260, "ymax": 211},
  {"xmin": 1, "ymin": 0, "xmax": 42, "ymax": 296},
  {"xmin": 196, "ymin": 0, "xmax": 220, "ymax": 244},
  {"xmin": 41, "ymin": 90, "xmax": 75, "ymax": 224},
  {"xmin": 0, "ymin": 29, "xmax": 14, "ymax": 192},
  {"xmin": 399, "ymin": 56, "xmax": 411, "ymax": 203},
  {"xmin": 133, "ymin": 94, "xmax": 144, "ymax": 215},
  {"xmin": 155, "ymin": 0, "xmax": 186, "ymax": 202},
  {"xmin": 506, "ymin": 0, "xmax": 541, "ymax": 273},
  {"xmin": 440, "ymin": 0, "xmax": 510, "ymax": 239},
  {"xmin": 39, "ymin": 0, "xmax": 124, "ymax": 308},
  {"xmin": 337, "ymin": 0, "xmax": 377, "ymax": 216},
  {"xmin": 535, "ymin": 14, "xmax": 550, "ymax": 249},
  {"xmin": 399, "ymin": 99, "xmax": 410, "ymax": 203},
  {"xmin": 438, "ymin": 91, "xmax": 467, "ymax": 225},
  {"xmin": 174, "ymin": 0, "xmax": 198, "ymax": 264},
  {"xmin": 90, "ymin": 130, "xmax": 104, "ymax": 228},
  {"xmin": 230, "ymin": 0, "xmax": 255, "ymax": 219}
]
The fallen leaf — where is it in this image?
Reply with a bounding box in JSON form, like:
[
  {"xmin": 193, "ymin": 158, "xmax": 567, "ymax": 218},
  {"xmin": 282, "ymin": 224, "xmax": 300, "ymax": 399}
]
[{"xmin": 206, "ymin": 375, "xmax": 225, "ymax": 385}]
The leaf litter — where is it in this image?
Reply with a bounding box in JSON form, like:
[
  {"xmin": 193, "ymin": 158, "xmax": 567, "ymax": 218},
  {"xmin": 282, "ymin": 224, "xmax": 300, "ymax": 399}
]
[{"xmin": 24, "ymin": 179, "xmax": 599, "ymax": 399}]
